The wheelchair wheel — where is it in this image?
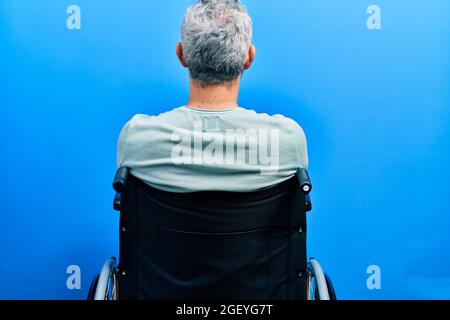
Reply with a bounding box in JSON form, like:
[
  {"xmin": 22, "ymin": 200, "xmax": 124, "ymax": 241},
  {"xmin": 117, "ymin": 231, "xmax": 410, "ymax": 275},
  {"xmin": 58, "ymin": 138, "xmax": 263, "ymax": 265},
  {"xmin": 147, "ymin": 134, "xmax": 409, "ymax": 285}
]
[
  {"xmin": 87, "ymin": 274, "xmax": 99, "ymax": 300},
  {"xmin": 93, "ymin": 258, "xmax": 118, "ymax": 300},
  {"xmin": 325, "ymin": 273, "xmax": 337, "ymax": 300},
  {"xmin": 307, "ymin": 259, "xmax": 331, "ymax": 300}
]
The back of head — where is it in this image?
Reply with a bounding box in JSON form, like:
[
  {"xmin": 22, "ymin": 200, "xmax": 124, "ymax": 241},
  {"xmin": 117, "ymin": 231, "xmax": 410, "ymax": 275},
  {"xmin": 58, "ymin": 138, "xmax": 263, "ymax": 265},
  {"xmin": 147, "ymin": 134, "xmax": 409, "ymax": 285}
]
[{"xmin": 181, "ymin": 0, "xmax": 253, "ymax": 86}]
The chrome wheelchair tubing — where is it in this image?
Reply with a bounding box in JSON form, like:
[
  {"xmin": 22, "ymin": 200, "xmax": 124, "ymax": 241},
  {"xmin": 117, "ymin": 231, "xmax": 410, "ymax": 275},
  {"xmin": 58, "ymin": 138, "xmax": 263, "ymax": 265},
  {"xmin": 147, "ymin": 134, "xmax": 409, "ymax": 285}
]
[
  {"xmin": 105, "ymin": 268, "xmax": 119, "ymax": 300},
  {"xmin": 94, "ymin": 257, "xmax": 118, "ymax": 300},
  {"xmin": 307, "ymin": 259, "xmax": 330, "ymax": 300}
]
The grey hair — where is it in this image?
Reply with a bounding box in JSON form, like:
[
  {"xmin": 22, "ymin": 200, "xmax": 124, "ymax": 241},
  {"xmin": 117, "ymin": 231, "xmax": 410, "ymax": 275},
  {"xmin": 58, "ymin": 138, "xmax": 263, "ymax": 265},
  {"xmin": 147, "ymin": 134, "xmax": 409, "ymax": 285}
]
[{"xmin": 181, "ymin": 0, "xmax": 253, "ymax": 86}]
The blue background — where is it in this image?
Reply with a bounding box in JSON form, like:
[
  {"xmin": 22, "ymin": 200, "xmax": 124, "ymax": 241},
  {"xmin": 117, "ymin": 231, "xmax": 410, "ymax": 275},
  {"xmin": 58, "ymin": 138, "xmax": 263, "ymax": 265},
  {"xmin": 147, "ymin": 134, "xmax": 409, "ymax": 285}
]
[{"xmin": 1, "ymin": 0, "xmax": 449, "ymax": 300}]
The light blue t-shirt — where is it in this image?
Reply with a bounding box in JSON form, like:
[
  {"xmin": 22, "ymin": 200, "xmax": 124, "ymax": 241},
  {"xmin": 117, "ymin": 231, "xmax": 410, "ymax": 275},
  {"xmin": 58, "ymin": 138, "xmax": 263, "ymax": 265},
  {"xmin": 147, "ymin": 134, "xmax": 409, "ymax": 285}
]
[{"xmin": 117, "ymin": 106, "xmax": 308, "ymax": 193}]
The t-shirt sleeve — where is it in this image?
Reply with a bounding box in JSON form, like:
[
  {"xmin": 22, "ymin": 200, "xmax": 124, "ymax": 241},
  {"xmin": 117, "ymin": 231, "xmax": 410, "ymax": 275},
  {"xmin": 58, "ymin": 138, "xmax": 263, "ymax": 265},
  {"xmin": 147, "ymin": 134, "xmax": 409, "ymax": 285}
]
[
  {"xmin": 294, "ymin": 123, "xmax": 309, "ymax": 169},
  {"xmin": 116, "ymin": 120, "xmax": 132, "ymax": 168},
  {"xmin": 284, "ymin": 118, "xmax": 309, "ymax": 169}
]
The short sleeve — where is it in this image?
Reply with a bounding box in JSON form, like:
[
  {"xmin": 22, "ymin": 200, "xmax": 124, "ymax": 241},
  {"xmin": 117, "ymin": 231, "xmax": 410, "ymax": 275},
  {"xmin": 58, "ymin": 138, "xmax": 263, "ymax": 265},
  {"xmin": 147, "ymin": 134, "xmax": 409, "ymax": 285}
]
[
  {"xmin": 294, "ymin": 124, "xmax": 309, "ymax": 169},
  {"xmin": 284, "ymin": 118, "xmax": 309, "ymax": 169},
  {"xmin": 116, "ymin": 120, "xmax": 132, "ymax": 168}
]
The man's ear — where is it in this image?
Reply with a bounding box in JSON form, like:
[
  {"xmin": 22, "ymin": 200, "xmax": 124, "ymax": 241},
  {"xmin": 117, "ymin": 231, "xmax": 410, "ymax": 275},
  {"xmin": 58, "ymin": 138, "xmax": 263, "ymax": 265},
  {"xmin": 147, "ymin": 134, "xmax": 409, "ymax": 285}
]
[
  {"xmin": 176, "ymin": 43, "xmax": 188, "ymax": 68},
  {"xmin": 243, "ymin": 45, "xmax": 256, "ymax": 70}
]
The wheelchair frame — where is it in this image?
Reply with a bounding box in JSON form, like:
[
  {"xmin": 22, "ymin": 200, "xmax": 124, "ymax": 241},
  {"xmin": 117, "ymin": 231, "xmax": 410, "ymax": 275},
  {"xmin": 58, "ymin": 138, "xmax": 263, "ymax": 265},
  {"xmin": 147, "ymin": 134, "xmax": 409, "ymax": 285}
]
[{"xmin": 89, "ymin": 168, "xmax": 336, "ymax": 301}]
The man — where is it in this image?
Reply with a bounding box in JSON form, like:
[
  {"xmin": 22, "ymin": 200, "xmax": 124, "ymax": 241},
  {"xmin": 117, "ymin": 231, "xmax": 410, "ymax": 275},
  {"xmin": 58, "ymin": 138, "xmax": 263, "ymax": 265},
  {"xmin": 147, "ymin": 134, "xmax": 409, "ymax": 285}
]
[{"xmin": 117, "ymin": 0, "xmax": 308, "ymax": 193}]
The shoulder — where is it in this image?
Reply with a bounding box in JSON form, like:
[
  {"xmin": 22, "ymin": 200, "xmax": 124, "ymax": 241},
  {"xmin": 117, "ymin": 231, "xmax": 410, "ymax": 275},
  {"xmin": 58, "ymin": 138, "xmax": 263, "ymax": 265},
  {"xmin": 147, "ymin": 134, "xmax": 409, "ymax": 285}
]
[
  {"xmin": 238, "ymin": 108, "xmax": 306, "ymax": 141},
  {"xmin": 275, "ymin": 115, "xmax": 307, "ymax": 143},
  {"xmin": 121, "ymin": 107, "xmax": 186, "ymax": 131}
]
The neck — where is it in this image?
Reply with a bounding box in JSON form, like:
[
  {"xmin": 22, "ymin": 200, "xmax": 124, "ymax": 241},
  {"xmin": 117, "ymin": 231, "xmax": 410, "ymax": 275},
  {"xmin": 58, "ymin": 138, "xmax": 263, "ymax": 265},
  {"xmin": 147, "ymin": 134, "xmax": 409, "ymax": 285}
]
[{"xmin": 187, "ymin": 78, "xmax": 240, "ymax": 110}]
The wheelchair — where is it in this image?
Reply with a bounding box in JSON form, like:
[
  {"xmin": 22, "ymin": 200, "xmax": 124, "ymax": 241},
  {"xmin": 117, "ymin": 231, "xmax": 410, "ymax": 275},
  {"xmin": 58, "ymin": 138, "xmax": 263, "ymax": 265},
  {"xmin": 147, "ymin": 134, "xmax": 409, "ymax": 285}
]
[{"xmin": 88, "ymin": 167, "xmax": 337, "ymax": 300}]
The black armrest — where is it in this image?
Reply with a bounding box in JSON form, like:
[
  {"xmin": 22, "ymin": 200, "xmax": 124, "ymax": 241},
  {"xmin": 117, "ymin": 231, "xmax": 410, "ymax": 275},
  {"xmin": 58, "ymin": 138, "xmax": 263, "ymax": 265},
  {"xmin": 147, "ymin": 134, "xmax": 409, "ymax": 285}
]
[
  {"xmin": 296, "ymin": 168, "xmax": 312, "ymax": 195},
  {"xmin": 113, "ymin": 167, "xmax": 130, "ymax": 192}
]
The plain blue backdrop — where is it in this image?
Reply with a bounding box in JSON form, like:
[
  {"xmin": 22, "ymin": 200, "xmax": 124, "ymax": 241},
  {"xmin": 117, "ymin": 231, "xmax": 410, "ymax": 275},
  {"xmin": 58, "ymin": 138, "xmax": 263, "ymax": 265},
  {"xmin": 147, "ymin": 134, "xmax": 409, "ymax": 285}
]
[{"xmin": 0, "ymin": 0, "xmax": 449, "ymax": 299}]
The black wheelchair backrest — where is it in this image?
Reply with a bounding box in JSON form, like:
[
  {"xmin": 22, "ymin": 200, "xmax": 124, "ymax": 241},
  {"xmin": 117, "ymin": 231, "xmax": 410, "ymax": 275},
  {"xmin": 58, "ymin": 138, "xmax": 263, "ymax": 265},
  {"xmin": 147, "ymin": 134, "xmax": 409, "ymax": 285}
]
[{"xmin": 113, "ymin": 167, "xmax": 312, "ymax": 300}]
